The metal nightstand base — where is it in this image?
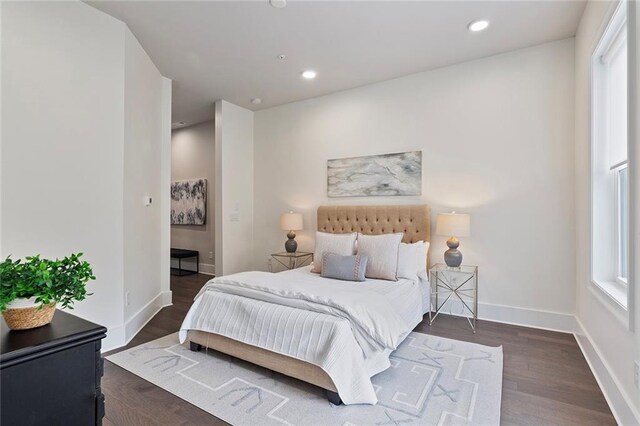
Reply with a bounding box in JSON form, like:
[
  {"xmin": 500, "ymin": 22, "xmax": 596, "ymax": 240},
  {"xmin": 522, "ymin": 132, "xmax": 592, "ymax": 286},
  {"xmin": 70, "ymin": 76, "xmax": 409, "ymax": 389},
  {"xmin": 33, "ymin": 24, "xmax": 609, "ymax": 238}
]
[
  {"xmin": 429, "ymin": 264, "xmax": 478, "ymax": 332},
  {"xmin": 269, "ymin": 252, "xmax": 314, "ymax": 271}
]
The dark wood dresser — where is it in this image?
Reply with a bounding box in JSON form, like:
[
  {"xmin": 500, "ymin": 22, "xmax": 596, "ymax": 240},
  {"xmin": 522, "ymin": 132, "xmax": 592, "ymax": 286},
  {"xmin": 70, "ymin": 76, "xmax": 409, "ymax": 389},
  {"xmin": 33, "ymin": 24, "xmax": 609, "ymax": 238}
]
[{"xmin": 0, "ymin": 310, "xmax": 107, "ymax": 426}]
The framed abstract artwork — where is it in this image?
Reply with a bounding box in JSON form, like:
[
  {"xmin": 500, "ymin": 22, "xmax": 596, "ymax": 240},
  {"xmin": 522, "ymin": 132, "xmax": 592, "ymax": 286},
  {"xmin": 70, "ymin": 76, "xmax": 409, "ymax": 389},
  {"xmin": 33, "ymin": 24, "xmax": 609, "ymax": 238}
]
[
  {"xmin": 170, "ymin": 179, "xmax": 207, "ymax": 225},
  {"xmin": 327, "ymin": 151, "xmax": 422, "ymax": 197}
]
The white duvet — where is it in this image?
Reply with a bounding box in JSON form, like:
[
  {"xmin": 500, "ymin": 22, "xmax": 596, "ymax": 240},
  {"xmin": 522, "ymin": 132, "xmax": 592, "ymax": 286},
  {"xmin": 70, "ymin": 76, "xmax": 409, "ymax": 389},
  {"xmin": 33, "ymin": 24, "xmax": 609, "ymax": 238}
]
[{"xmin": 179, "ymin": 267, "xmax": 428, "ymax": 404}]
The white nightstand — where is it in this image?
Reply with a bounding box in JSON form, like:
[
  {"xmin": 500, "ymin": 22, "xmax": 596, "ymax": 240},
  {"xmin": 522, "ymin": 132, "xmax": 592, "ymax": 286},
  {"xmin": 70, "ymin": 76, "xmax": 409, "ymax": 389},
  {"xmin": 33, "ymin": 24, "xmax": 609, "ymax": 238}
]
[{"xmin": 429, "ymin": 263, "xmax": 478, "ymax": 332}]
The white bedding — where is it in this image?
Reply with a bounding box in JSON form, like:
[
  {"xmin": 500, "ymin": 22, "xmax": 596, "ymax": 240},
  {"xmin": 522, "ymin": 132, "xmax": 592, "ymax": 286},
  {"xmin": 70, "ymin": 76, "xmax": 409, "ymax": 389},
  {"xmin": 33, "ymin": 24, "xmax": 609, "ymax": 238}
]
[{"xmin": 179, "ymin": 266, "xmax": 429, "ymax": 404}]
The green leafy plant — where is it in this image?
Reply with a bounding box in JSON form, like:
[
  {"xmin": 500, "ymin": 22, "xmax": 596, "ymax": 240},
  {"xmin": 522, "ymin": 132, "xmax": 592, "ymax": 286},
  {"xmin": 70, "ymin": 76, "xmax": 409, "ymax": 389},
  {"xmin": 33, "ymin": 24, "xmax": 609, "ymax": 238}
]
[{"xmin": 0, "ymin": 253, "xmax": 95, "ymax": 311}]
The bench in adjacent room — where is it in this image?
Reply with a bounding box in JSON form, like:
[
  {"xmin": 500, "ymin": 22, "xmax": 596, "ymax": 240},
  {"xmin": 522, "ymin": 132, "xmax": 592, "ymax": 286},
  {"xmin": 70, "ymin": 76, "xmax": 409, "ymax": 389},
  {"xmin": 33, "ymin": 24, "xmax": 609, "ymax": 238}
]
[{"xmin": 170, "ymin": 248, "xmax": 199, "ymax": 276}]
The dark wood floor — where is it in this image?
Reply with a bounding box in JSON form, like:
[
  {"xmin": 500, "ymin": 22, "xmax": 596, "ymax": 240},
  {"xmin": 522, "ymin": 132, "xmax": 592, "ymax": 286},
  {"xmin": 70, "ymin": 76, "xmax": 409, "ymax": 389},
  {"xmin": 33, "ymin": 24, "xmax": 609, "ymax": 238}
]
[{"xmin": 102, "ymin": 273, "xmax": 616, "ymax": 426}]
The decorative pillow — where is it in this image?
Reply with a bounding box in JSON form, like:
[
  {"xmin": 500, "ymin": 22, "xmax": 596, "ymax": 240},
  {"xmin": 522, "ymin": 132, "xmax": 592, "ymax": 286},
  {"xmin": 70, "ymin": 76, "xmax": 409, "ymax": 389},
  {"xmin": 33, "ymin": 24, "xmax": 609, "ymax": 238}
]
[
  {"xmin": 397, "ymin": 241, "xmax": 430, "ymax": 280},
  {"xmin": 311, "ymin": 231, "xmax": 358, "ymax": 273},
  {"xmin": 321, "ymin": 253, "xmax": 368, "ymax": 282},
  {"xmin": 356, "ymin": 233, "xmax": 403, "ymax": 281}
]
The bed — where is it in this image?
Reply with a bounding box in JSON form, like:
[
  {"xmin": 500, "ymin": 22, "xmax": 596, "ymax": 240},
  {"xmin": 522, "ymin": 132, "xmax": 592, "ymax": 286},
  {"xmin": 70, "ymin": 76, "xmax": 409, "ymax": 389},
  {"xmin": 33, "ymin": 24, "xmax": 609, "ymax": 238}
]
[{"xmin": 179, "ymin": 205, "xmax": 431, "ymax": 405}]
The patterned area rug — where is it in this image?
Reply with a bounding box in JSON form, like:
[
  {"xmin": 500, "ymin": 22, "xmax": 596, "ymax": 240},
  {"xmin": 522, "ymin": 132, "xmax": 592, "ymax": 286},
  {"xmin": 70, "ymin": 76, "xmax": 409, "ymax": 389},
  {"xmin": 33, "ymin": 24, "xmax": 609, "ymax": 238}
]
[{"xmin": 107, "ymin": 332, "xmax": 502, "ymax": 425}]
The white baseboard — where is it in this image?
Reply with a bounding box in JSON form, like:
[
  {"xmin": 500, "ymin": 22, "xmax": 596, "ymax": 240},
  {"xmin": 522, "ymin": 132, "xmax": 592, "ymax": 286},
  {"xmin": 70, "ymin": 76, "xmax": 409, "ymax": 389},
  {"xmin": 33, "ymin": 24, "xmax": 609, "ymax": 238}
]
[
  {"xmin": 161, "ymin": 290, "xmax": 173, "ymax": 306},
  {"xmin": 437, "ymin": 299, "xmax": 578, "ymax": 333},
  {"xmin": 124, "ymin": 291, "xmax": 172, "ymax": 342},
  {"xmin": 102, "ymin": 324, "xmax": 125, "ymax": 352},
  {"xmin": 101, "ymin": 290, "xmax": 173, "ymax": 353},
  {"xmin": 199, "ymin": 262, "xmax": 215, "ymax": 276},
  {"xmin": 574, "ymin": 318, "xmax": 640, "ymax": 426}
]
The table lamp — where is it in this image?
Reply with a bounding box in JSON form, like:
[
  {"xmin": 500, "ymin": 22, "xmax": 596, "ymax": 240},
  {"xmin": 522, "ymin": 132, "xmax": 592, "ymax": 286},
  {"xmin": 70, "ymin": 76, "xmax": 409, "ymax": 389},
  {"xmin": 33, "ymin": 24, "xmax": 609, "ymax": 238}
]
[
  {"xmin": 280, "ymin": 211, "xmax": 303, "ymax": 253},
  {"xmin": 436, "ymin": 211, "xmax": 471, "ymax": 268}
]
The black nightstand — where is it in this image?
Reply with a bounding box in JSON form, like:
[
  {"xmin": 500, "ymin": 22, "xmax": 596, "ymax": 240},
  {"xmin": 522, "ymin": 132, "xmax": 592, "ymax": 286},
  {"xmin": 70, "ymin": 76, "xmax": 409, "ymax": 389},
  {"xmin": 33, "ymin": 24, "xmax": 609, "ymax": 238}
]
[{"xmin": 0, "ymin": 310, "xmax": 107, "ymax": 425}]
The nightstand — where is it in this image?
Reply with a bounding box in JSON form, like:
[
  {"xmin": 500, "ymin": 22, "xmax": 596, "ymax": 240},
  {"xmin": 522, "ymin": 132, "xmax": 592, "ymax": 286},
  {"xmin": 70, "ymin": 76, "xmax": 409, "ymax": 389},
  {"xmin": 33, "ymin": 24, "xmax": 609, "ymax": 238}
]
[
  {"xmin": 269, "ymin": 252, "xmax": 314, "ymax": 271},
  {"xmin": 429, "ymin": 263, "xmax": 478, "ymax": 332}
]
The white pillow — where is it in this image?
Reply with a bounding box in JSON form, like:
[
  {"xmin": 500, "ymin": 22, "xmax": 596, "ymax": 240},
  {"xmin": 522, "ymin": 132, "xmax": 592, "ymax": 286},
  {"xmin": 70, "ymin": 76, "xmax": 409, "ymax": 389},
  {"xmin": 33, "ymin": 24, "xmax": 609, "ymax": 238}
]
[
  {"xmin": 311, "ymin": 232, "xmax": 357, "ymax": 273},
  {"xmin": 356, "ymin": 233, "xmax": 403, "ymax": 281},
  {"xmin": 397, "ymin": 241, "xmax": 430, "ymax": 280}
]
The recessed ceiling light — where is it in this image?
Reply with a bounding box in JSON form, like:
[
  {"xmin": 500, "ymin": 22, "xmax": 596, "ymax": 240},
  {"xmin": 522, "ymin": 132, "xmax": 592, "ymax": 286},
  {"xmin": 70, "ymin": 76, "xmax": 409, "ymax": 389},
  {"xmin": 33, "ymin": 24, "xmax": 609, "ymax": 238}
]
[
  {"xmin": 468, "ymin": 20, "xmax": 490, "ymax": 32},
  {"xmin": 269, "ymin": 0, "xmax": 286, "ymax": 9},
  {"xmin": 251, "ymin": 98, "xmax": 262, "ymax": 105},
  {"xmin": 301, "ymin": 70, "xmax": 317, "ymax": 80}
]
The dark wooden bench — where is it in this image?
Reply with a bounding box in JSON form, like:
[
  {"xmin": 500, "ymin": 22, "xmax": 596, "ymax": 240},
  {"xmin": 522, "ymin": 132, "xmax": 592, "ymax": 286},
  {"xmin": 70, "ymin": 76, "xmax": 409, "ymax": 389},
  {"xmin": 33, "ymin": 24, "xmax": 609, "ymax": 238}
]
[{"xmin": 170, "ymin": 248, "xmax": 199, "ymax": 276}]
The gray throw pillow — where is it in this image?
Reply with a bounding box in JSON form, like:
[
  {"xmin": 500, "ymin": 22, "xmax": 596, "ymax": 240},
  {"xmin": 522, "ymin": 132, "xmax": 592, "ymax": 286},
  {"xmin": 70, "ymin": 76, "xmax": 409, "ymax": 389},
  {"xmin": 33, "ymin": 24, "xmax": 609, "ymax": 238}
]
[{"xmin": 321, "ymin": 253, "xmax": 368, "ymax": 282}]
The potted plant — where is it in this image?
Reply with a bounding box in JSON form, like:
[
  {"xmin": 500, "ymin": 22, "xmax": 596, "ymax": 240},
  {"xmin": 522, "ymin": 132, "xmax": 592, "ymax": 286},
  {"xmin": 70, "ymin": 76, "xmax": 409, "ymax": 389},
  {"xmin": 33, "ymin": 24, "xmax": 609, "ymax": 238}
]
[{"xmin": 0, "ymin": 253, "xmax": 95, "ymax": 330}]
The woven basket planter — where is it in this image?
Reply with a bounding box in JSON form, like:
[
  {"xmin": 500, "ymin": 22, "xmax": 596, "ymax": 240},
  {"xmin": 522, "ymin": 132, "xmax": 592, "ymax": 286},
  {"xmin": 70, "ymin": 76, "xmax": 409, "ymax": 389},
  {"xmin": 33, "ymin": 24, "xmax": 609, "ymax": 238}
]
[{"xmin": 2, "ymin": 298, "xmax": 56, "ymax": 330}]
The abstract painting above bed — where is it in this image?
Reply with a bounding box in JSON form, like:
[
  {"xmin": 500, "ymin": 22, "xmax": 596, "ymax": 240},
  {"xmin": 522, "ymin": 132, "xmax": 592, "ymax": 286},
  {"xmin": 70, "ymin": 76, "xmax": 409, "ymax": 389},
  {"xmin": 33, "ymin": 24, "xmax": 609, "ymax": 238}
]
[
  {"xmin": 327, "ymin": 151, "xmax": 422, "ymax": 197},
  {"xmin": 171, "ymin": 179, "xmax": 207, "ymax": 225}
]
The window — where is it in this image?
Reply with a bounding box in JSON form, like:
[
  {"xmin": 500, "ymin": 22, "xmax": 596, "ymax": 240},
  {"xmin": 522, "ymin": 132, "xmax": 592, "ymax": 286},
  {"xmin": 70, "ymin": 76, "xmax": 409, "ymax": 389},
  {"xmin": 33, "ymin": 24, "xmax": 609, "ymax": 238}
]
[
  {"xmin": 616, "ymin": 163, "xmax": 629, "ymax": 283},
  {"xmin": 591, "ymin": 1, "xmax": 628, "ymax": 308}
]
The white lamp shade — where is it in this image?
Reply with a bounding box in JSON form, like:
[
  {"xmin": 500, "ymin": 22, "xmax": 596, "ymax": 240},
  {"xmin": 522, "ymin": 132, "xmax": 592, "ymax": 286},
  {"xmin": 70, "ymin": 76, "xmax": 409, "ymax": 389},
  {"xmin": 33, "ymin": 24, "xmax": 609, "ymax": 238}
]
[
  {"xmin": 436, "ymin": 212, "xmax": 471, "ymax": 237},
  {"xmin": 280, "ymin": 212, "xmax": 303, "ymax": 231}
]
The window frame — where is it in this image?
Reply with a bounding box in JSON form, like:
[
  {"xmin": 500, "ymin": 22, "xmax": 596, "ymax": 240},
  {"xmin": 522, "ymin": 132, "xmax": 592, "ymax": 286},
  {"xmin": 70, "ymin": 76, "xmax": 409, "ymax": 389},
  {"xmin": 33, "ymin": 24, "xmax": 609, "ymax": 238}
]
[
  {"xmin": 614, "ymin": 161, "xmax": 628, "ymax": 286},
  {"xmin": 589, "ymin": 0, "xmax": 629, "ymax": 313}
]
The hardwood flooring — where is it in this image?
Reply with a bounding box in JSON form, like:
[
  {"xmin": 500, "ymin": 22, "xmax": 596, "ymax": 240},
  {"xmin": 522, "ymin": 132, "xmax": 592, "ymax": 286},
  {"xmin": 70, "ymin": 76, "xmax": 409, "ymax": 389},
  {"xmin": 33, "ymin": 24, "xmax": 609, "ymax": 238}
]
[{"xmin": 102, "ymin": 273, "xmax": 616, "ymax": 425}]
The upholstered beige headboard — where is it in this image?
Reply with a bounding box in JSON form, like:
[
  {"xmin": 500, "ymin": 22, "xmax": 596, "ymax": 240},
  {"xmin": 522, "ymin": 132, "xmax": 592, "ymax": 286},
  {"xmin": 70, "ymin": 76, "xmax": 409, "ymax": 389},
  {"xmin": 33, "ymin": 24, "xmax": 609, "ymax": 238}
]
[{"xmin": 317, "ymin": 204, "xmax": 431, "ymax": 265}]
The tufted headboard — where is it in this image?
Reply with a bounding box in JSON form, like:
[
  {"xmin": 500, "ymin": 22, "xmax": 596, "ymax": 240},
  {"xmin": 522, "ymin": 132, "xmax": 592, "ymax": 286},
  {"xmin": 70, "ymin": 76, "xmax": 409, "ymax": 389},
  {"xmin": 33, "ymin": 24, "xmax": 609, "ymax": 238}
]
[{"xmin": 317, "ymin": 205, "xmax": 431, "ymax": 265}]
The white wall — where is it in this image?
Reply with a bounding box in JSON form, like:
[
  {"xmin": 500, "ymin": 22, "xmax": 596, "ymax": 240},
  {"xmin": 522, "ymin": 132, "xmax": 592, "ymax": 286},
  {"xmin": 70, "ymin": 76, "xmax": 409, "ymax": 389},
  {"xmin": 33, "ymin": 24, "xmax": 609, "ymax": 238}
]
[
  {"xmin": 122, "ymin": 28, "xmax": 170, "ymax": 341},
  {"xmin": 632, "ymin": 0, "xmax": 640, "ymax": 382},
  {"xmin": 160, "ymin": 78, "xmax": 173, "ymax": 299},
  {"xmin": 171, "ymin": 120, "xmax": 216, "ymax": 275},
  {"xmin": 1, "ymin": 1, "xmax": 170, "ymax": 351},
  {"xmin": 1, "ymin": 1, "xmax": 126, "ymax": 337},
  {"xmin": 574, "ymin": 1, "xmax": 640, "ymax": 423},
  {"xmin": 215, "ymin": 100, "xmax": 254, "ymax": 276},
  {"xmin": 0, "ymin": 1, "xmax": 4, "ymax": 258},
  {"xmin": 254, "ymin": 39, "xmax": 577, "ymax": 327}
]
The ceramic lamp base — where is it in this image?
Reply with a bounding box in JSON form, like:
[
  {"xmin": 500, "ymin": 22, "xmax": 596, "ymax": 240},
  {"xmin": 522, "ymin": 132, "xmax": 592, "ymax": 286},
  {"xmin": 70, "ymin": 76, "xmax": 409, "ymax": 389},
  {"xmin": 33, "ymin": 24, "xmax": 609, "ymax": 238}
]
[
  {"xmin": 444, "ymin": 236, "xmax": 463, "ymax": 268},
  {"xmin": 284, "ymin": 231, "xmax": 298, "ymax": 253}
]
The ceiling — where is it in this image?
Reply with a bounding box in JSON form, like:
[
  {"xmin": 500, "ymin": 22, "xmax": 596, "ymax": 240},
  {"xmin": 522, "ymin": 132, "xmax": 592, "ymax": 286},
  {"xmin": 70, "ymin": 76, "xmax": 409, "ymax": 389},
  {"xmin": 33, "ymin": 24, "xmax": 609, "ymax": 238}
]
[{"xmin": 87, "ymin": 1, "xmax": 586, "ymax": 127}]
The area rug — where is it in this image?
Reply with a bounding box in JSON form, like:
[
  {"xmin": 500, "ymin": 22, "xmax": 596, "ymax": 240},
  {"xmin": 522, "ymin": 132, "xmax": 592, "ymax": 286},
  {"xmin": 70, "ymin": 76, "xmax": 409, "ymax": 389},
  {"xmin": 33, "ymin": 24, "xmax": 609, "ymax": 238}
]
[{"xmin": 107, "ymin": 332, "xmax": 502, "ymax": 425}]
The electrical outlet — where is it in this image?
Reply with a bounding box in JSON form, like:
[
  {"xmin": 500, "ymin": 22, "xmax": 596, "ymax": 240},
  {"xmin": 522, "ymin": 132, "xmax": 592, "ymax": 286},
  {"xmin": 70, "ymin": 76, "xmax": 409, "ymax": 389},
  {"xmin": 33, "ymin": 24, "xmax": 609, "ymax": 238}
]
[
  {"xmin": 125, "ymin": 292, "xmax": 131, "ymax": 307},
  {"xmin": 634, "ymin": 361, "xmax": 640, "ymax": 390},
  {"xmin": 209, "ymin": 251, "xmax": 214, "ymax": 260}
]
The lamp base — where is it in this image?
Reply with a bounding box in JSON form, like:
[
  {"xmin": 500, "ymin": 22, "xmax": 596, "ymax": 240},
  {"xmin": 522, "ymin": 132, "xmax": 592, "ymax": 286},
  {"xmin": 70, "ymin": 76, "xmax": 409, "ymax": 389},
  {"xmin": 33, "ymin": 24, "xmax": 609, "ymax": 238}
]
[
  {"xmin": 444, "ymin": 249, "xmax": 463, "ymax": 268},
  {"xmin": 444, "ymin": 236, "xmax": 463, "ymax": 268},
  {"xmin": 284, "ymin": 231, "xmax": 297, "ymax": 253}
]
